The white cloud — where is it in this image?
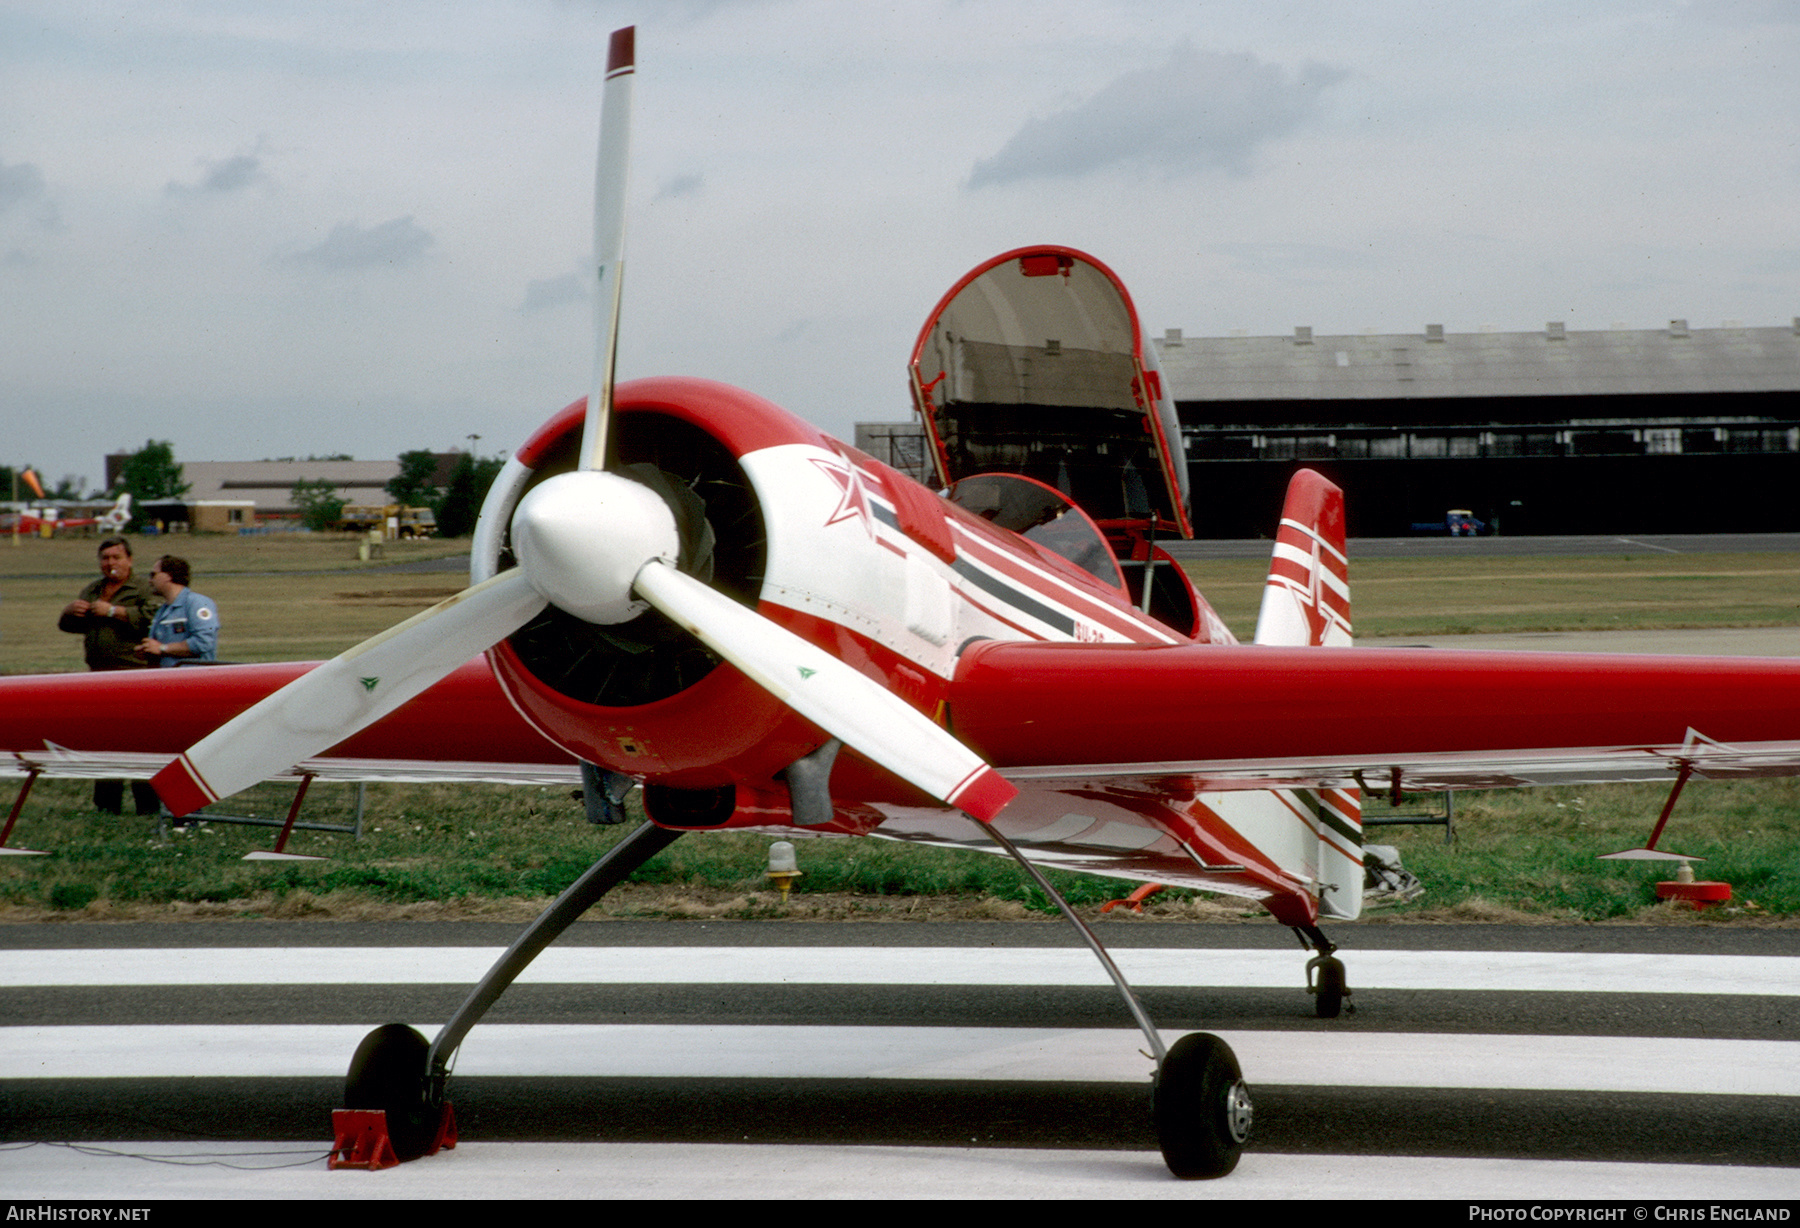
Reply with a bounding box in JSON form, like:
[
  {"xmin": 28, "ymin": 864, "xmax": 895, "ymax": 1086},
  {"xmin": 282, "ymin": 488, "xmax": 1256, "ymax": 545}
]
[
  {"xmin": 521, "ymin": 271, "xmax": 586, "ymax": 313},
  {"xmin": 288, "ymin": 216, "xmax": 435, "ymax": 270},
  {"xmin": 969, "ymin": 44, "xmax": 1348, "ymax": 187},
  {"xmin": 655, "ymin": 172, "xmax": 704, "ymax": 202},
  {"xmin": 165, "ymin": 153, "xmax": 265, "ymax": 195},
  {"xmin": 0, "ymin": 159, "xmax": 46, "ymax": 212}
]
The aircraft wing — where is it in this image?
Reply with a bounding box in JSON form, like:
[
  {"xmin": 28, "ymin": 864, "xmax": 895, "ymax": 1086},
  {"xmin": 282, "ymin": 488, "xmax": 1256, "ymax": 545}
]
[
  {"xmin": 949, "ymin": 641, "xmax": 1800, "ymax": 793},
  {"xmin": 10, "ymin": 639, "xmax": 1798, "ymax": 800},
  {"xmin": 0, "ymin": 661, "xmax": 580, "ymax": 786}
]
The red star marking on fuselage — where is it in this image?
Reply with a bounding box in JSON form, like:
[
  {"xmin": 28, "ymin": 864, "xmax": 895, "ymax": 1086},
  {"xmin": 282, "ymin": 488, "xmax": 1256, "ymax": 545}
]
[{"xmin": 811, "ymin": 453, "xmax": 875, "ymax": 537}]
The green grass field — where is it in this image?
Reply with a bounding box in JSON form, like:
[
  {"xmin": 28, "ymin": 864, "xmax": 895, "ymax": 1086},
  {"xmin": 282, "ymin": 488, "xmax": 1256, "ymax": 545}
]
[
  {"xmin": 8, "ymin": 533, "xmax": 1797, "ymax": 671},
  {"xmin": 1185, "ymin": 553, "xmax": 1800, "ymax": 639},
  {"xmin": 1, "ymin": 533, "xmax": 468, "ymax": 673},
  {"xmin": 4, "ymin": 774, "xmax": 1793, "ymax": 924},
  {"xmin": 2, "ymin": 531, "xmax": 1796, "ymax": 923}
]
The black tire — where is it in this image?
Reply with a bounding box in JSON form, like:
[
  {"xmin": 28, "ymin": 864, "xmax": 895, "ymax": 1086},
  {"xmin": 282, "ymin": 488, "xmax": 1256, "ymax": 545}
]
[
  {"xmin": 1312, "ymin": 955, "xmax": 1346, "ymax": 1019},
  {"xmin": 1153, "ymin": 1032, "xmax": 1252, "ymax": 1179},
  {"xmin": 345, "ymin": 1023, "xmax": 438, "ymax": 1161}
]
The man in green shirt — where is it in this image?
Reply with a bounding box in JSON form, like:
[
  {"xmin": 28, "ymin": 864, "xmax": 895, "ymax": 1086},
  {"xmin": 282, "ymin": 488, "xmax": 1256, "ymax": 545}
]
[{"xmin": 58, "ymin": 535, "xmax": 160, "ymax": 813}]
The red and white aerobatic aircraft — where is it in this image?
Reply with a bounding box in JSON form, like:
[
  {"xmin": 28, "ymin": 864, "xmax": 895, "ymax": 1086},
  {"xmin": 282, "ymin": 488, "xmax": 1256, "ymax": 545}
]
[
  {"xmin": 10, "ymin": 492, "xmax": 132, "ymax": 537},
  {"xmin": 6, "ymin": 28, "xmax": 1800, "ymax": 1178}
]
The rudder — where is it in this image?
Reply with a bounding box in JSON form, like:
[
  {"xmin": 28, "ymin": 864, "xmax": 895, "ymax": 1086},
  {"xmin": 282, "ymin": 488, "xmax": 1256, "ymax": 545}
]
[{"xmin": 1254, "ymin": 469, "xmax": 1350, "ymax": 647}]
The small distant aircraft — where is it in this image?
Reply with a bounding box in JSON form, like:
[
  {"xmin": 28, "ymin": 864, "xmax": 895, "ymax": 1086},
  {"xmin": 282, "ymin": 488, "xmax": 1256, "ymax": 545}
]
[
  {"xmin": 5, "ymin": 28, "xmax": 1800, "ymax": 1179},
  {"xmin": 11, "ymin": 492, "xmax": 132, "ymax": 537}
]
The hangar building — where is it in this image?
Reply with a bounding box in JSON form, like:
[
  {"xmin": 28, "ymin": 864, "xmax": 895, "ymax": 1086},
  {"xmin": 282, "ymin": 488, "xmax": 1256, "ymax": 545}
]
[
  {"xmin": 1155, "ymin": 319, "xmax": 1800, "ymax": 537},
  {"xmin": 101, "ymin": 454, "xmax": 464, "ymax": 530}
]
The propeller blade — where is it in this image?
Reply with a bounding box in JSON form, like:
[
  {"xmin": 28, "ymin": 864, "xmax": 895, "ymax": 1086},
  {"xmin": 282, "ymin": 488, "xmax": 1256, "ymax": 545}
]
[
  {"xmin": 581, "ymin": 24, "xmax": 635, "ymax": 472},
  {"xmin": 152, "ymin": 572, "xmax": 547, "ymax": 816},
  {"xmin": 630, "ymin": 560, "xmax": 1018, "ymax": 821}
]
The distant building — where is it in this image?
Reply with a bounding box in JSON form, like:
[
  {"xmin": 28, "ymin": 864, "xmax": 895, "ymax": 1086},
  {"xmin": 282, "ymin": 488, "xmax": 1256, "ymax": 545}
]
[
  {"xmin": 1155, "ymin": 320, "xmax": 1800, "ymax": 536},
  {"xmin": 138, "ymin": 499, "xmax": 258, "ymax": 533},
  {"xmin": 853, "ymin": 422, "xmax": 936, "ymax": 485},
  {"xmin": 102, "ymin": 453, "xmax": 465, "ymax": 527}
]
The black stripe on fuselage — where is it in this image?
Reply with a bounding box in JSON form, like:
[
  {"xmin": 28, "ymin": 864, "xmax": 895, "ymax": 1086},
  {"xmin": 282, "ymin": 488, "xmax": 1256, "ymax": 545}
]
[
  {"xmin": 951, "ymin": 557, "xmax": 1077, "ymax": 635},
  {"xmin": 866, "ymin": 498, "xmax": 1078, "ymax": 636}
]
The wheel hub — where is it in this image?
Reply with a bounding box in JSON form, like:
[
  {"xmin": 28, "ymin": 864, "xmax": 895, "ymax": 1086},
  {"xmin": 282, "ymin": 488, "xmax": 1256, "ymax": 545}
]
[{"xmin": 1223, "ymin": 1079, "xmax": 1254, "ymax": 1143}]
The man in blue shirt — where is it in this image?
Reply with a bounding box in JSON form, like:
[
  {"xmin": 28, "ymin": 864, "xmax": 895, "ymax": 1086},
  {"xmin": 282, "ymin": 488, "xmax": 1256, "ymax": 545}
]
[{"xmin": 138, "ymin": 556, "xmax": 219, "ymax": 666}]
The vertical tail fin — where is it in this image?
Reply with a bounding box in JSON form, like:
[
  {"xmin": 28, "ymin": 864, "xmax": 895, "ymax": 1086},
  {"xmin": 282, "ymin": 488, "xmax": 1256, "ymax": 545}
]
[
  {"xmin": 100, "ymin": 493, "xmax": 132, "ymax": 532},
  {"xmin": 1254, "ymin": 469, "xmax": 1351, "ymax": 647},
  {"xmin": 1256, "ymin": 470, "xmax": 1362, "ymax": 904}
]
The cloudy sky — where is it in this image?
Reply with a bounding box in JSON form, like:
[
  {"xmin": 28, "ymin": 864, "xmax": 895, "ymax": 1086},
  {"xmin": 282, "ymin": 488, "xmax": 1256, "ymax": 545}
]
[{"xmin": 3, "ymin": 0, "xmax": 1796, "ymax": 491}]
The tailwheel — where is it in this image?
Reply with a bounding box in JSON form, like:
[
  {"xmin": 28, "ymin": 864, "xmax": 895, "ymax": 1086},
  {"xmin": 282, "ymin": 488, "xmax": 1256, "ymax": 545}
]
[
  {"xmin": 345, "ymin": 1023, "xmax": 445, "ymax": 1161},
  {"xmin": 1153, "ymin": 1032, "xmax": 1252, "ymax": 1179},
  {"xmin": 1307, "ymin": 954, "xmax": 1349, "ymax": 1019}
]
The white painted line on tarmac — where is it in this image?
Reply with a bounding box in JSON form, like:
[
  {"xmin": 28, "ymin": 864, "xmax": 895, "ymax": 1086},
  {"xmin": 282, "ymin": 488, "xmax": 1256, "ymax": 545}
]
[
  {"xmin": 7, "ymin": 1024, "xmax": 1797, "ymax": 1096},
  {"xmin": 3, "ymin": 946, "xmax": 1795, "ymax": 994},
  {"xmin": 1614, "ymin": 537, "xmax": 1681, "ymax": 554},
  {"xmin": 3, "ymin": 1141, "xmax": 1797, "ymax": 1201},
  {"xmin": 3, "ymin": 1141, "xmax": 1795, "ymax": 1201}
]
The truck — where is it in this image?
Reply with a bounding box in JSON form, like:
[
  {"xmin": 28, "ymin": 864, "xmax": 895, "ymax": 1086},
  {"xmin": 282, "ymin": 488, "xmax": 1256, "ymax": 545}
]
[
  {"xmin": 332, "ymin": 504, "xmax": 437, "ymax": 538},
  {"xmin": 1411, "ymin": 509, "xmax": 1486, "ymax": 536}
]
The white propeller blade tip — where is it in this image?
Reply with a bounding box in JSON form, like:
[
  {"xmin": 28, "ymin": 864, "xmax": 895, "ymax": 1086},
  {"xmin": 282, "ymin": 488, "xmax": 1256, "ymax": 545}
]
[
  {"xmin": 949, "ymin": 765, "xmax": 1017, "ymax": 823},
  {"xmin": 152, "ymin": 755, "xmax": 214, "ymax": 819}
]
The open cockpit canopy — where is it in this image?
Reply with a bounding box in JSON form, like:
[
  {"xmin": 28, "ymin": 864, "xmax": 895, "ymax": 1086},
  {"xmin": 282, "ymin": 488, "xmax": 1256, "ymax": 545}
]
[{"xmin": 909, "ymin": 246, "xmax": 1191, "ymax": 537}]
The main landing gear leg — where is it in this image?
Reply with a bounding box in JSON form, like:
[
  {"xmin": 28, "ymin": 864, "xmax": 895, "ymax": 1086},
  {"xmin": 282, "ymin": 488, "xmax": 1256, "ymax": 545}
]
[
  {"xmin": 341, "ymin": 821, "xmax": 684, "ymax": 1161},
  {"xmin": 1295, "ymin": 924, "xmax": 1351, "ymax": 1019},
  {"xmin": 979, "ymin": 822, "xmax": 1250, "ymax": 1179}
]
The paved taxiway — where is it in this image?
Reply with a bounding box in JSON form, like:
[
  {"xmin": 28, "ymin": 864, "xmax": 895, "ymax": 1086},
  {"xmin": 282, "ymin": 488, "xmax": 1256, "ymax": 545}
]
[
  {"xmin": 2, "ymin": 921, "xmax": 1795, "ymax": 1198},
  {"xmin": 1166, "ymin": 531, "xmax": 1800, "ymax": 561}
]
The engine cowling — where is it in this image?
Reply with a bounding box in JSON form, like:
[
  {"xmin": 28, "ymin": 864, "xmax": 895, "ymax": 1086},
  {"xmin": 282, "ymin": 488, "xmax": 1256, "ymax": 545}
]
[{"xmin": 476, "ymin": 377, "xmax": 845, "ymax": 793}]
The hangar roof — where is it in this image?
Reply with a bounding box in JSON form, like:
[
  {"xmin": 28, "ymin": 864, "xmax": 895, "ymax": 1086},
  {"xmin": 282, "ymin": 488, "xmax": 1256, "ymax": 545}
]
[
  {"xmin": 1153, "ymin": 321, "xmax": 1800, "ymax": 403},
  {"xmin": 103, "ymin": 454, "xmax": 466, "ymax": 514},
  {"xmin": 169, "ymin": 460, "xmax": 400, "ymax": 514}
]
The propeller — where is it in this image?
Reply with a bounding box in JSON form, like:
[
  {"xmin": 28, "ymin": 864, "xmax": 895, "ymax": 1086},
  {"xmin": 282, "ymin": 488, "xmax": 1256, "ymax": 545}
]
[
  {"xmin": 151, "ymin": 26, "xmax": 1018, "ymax": 826},
  {"xmin": 582, "ymin": 25, "xmax": 634, "ymax": 473}
]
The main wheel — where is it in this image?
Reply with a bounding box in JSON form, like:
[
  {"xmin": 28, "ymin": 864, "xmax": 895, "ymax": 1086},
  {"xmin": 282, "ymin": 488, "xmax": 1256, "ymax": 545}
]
[
  {"xmin": 345, "ymin": 1023, "xmax": 439, "ymax": 1161},
  {"xmin": 1310, "ymin": 955, "xmax": 1346, "ymax": 1019},
  {"xmin": 1153, "ymin": 1032, "xmax": 1252, "ymax": 1179}
]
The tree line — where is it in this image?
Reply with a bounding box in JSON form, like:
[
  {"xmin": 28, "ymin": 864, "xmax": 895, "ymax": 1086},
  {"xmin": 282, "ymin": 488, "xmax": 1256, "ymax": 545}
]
[
  {"xmin": 4, "ymin": 442, "xmax": 189, "ymax": 517},
  {"xmin": 8, "ymin": 441, "xmax": 502, "ymax": 538},
  {"xmin": 291, "ymin": 448, "xmax": 503, "ymax": 536}
]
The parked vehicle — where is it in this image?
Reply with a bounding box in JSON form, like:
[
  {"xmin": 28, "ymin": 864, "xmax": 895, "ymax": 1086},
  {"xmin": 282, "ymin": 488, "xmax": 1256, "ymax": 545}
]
[
  {"xmin": 1412, "ymin": 508, "xmax": 1486, "ymax": 536},
  {"xmin": 332, "ymin": 504, "xmax": 437, "ymax": 538}
]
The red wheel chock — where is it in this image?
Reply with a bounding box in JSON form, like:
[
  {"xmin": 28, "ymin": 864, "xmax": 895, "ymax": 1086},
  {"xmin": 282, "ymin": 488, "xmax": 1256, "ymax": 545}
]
[
  {"xmin": 1656, "ymin": 879, "xmax": 1732, "ymax": 908},
  {"xmin": 329, "ymin": 1110, "xmax": 399, "ymax": 1170},
  {"xmin": 1100, "ymin": 883, "xmax": 1166, "ymax": 914},
  {"xmin": 328, "ymin": 1103, "xmax": 457, "ymax": 1170}
]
